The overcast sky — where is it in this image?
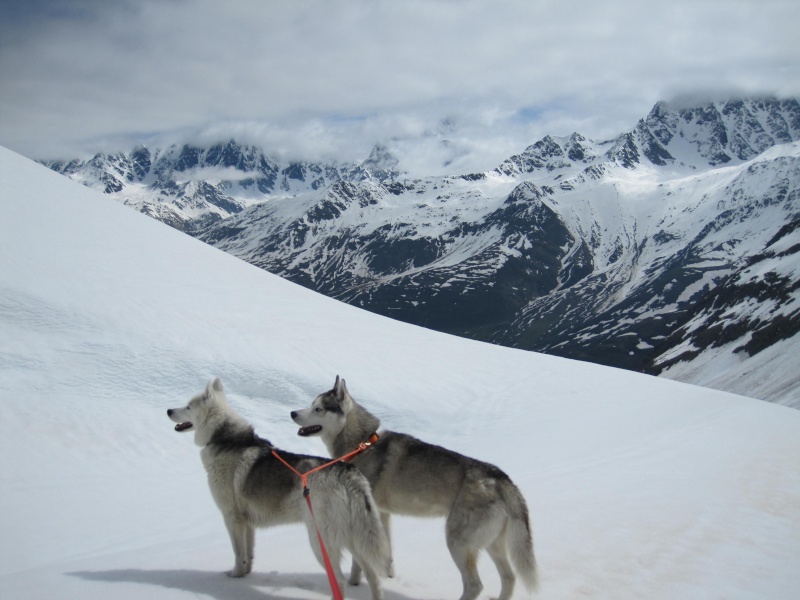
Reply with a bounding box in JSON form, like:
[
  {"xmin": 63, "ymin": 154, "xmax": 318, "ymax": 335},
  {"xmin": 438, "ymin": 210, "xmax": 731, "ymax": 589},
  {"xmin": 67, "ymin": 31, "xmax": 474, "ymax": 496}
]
[{"xmin": 1, "ymin": 0, "xmax": 798, "ymax": 174}]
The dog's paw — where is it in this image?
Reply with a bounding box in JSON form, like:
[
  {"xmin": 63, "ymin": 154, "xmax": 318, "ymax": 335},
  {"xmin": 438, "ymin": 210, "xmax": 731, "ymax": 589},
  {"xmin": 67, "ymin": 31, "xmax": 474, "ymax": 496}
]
[
  {"xmin": 387, "ymin": 560, "xmax": 395, "ymax": 578},
  {"xmin": 226, "ymin": 568, "xmax": 248, "ymax": 578}
]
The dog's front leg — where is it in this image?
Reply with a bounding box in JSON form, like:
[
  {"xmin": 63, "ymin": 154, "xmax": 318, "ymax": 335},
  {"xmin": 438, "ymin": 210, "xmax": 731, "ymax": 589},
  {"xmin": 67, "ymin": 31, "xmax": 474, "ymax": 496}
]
[
  {"xmin": 224, "ymin": 514, "xmax": 251, "ymax": 577},
  {"xmin": 381, "ymin": 511, "xmax": 395, "ymax": 578},
  {"xmin": 245, "ymin": 523, "xmax": 255, "ymax": 575}
]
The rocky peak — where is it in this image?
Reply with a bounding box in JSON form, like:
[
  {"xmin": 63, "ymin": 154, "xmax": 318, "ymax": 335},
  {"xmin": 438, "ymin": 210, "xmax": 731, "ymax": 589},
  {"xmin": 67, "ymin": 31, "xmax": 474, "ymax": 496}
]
[
  {"xmin": 361, "ymin": 143, "xmax": 401, "ymax": 182},
  {"xmin": 640, "ymin": 97, "xmax": 800, "ymax": 167},
  {"xmin": 494, "ymin": 135, "xmax": 572, "ymax": 176}
]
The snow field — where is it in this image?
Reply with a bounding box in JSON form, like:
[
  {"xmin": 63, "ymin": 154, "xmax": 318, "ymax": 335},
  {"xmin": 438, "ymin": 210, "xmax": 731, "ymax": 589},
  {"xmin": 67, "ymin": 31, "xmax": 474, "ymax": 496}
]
[{"xmin": 2, "ymin": 145, "xmax": 799, "ymax": 599}]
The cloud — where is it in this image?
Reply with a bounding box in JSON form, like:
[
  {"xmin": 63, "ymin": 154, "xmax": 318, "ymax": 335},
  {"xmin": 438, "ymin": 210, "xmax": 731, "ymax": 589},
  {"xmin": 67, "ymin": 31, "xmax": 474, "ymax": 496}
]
[
  {"xmin": 1, "ymin": 0, "xmax": 799, "ymax": 168},
  {"xmin": 173, "ymin": 165, "xmax": 264, "ymax": 184}
]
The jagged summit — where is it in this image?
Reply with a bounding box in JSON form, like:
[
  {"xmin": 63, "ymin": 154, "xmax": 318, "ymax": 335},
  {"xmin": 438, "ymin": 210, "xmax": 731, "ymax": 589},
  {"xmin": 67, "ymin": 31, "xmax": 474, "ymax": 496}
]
[
  {"xmin": 641, "ymin": 97, "xmax": 800, "ymax": 166},
  {"xmin": 362, "ymin": 143, "xmax": 401, "ymax": 180},
  {"xmin": 493, "ymin": 97, "xmax": 800, "ymax": 180}
]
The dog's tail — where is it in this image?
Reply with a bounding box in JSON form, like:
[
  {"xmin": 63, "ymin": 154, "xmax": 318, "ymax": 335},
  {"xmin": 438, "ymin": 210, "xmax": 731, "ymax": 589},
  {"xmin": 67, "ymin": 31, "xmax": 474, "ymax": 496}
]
[
  {"xmin": 343, "ymin": 469, "xmax": 392, "ymax": 577},
  {"xmin": 502, "ymin": 480, "xmax": 539, "ymax": 591}
]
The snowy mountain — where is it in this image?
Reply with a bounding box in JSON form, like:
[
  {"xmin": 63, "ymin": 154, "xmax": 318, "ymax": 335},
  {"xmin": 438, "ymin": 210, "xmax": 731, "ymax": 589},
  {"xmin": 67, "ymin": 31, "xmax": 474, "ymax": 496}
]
[
  {"xmin": 42, "ymin": 98, "xmax": 800, "ymax": 406},
  {"xmin": 44, "ymin": 140, "xmax": 398, "ymax": 231},
  {"xmin": 3, "ymin": 144, "xmax": 800, "ymax": 600}
]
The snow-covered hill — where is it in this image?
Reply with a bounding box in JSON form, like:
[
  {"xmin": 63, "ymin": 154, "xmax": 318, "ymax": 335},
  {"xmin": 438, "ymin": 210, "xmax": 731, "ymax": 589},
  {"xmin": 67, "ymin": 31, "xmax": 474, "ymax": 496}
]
[
  {"xmin": 41, "ymin": 98, "xmax": 800, "ymax": 406},
  {"xmin": 2, "ymin": 145, "xmax": 800, "ymax": 599}
]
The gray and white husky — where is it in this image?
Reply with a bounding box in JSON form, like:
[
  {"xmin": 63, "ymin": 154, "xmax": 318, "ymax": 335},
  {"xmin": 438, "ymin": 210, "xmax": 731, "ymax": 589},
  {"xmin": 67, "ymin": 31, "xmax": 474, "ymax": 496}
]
[
  {"xmin": 167, "ymin": 378, "xmax": 391, "ymax": 600},
  {"xmin": 291, "ymin": 376, "xmax": 538, "ymax": 600}
]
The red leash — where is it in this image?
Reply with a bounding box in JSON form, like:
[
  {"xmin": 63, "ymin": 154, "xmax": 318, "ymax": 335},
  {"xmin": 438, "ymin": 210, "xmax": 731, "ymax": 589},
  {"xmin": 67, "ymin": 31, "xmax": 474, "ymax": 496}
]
[{"xmin": 271, "ymin": 434, "xmax": 379, "ymax": 600}]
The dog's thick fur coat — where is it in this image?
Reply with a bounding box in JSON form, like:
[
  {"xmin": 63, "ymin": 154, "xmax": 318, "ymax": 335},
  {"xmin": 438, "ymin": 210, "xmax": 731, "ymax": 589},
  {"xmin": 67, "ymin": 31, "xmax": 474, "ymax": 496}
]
[
  {"xmin": 168, "ymin": 378, "xmax": 391, "ymax": 599},
  {"xmin": 291, "ymin": 376, "xmax": 538, "ymax": 600}
]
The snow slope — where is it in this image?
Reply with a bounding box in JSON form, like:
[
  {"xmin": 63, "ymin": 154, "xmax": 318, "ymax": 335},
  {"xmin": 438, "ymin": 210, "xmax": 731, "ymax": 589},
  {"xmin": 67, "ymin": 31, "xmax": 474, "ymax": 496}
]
[{"xmin": 2, "ymin": 144, "xmax": 799, "ymax": 600}]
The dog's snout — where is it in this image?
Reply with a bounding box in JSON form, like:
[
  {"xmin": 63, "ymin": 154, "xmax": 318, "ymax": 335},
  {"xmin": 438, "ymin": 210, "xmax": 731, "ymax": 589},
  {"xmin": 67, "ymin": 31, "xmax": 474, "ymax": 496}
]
[
  {"xmin": 290, "ymin": 410, "xmax": 298, "ymax": 419},
  {"xmin": 167, "ymin": 409, "xmax": 173, "ymax": 417}
]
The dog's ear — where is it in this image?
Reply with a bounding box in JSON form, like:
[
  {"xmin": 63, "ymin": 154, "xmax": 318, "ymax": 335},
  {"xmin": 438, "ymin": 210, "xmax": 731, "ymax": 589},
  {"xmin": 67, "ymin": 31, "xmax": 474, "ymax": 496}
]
[
  {"xmin": 333, "ymin": 376, "xmax": 353, "ymax": 412},
  {"xmin": 334, "ymin": 375, "xmax": 345, "ymax": 399},
  {"xmin": 205, "ymin": 377, "xmax": 224, "ymax": 399}
]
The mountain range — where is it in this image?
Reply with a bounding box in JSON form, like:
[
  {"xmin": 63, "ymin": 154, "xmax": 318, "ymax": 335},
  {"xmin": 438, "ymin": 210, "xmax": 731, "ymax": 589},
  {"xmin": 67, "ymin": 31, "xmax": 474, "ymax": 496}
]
[{"xmin": 43, "ymin": 97, "xmax": 800, "ymax": 406}]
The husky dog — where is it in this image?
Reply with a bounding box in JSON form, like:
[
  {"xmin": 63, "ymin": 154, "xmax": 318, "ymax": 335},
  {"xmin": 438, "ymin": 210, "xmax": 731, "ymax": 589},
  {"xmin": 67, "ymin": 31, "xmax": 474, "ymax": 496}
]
[
  {"xmin": 292, "ymin": 376, "xmax": 538, "ymax": 600},
  {"xmin": 168, "ymin": 378, "xmax": 391, "ymax": 600}
]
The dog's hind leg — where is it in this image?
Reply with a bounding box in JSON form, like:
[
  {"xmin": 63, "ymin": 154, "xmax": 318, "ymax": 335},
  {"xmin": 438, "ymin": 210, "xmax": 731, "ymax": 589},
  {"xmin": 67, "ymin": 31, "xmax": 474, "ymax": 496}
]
[
  {"xmin": 348, "ymin": 553, "xmax": 384, "ymax": 600},
  {"xmin": 447, "ymin": 481, "xmax": 516, "ymax": 600},
  {"xmin": 446, "ymin": 511, "xmax": 483, "ymax": 600},
  {"xmin": 305, "ymin": 524, "xmax": 347, "ymax": 599},
  {"xmin": 447, "ymin": 541, "xmax": 482, "ymax": 600},
  {"xmin": 348, "ymin": 557, "xmax": 362, "ymax": 586},
  {"xmin": 349, "ymin": 510, "xmax": 393, "ymax": 585},
  {"xmin": 361, "ymin": 564, "xmax": 383, "ymax": 600},
  {"xmin": 487, "ymin": 530, "xmax": 515, "ymax": 600}
]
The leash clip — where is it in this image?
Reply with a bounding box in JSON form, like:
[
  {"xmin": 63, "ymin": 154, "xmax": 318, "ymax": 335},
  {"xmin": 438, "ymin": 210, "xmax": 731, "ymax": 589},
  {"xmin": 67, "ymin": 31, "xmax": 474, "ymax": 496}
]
[
  {"xmin": 362, "ymin": 432, "xmax": 380, "ymax": 449},
  {"xmin": 344, "ymin": 432, "xmax": 379, "ymax": 462}
]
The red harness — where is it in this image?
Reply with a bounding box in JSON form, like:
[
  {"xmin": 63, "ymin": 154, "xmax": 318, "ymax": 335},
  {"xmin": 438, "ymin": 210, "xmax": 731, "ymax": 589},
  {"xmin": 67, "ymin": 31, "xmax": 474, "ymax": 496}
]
[{"xmin": 271, "ymin": 433, "xmax": 379, "ymax": 600}]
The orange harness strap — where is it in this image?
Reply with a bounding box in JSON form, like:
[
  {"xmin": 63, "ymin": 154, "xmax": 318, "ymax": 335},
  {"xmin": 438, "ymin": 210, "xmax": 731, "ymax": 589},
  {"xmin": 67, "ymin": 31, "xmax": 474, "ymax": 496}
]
[
  {"xmin": 270, "ymin": 433, "xmax": 379, "ymax": 600},
  {"xmin": 273, "ymin": 432, "xmax": 379, "ymax": 482}
]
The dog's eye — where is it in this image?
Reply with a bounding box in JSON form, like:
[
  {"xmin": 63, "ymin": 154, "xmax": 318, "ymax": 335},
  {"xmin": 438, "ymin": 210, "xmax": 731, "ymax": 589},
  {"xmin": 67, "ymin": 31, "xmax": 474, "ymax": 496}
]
[{"xmin": 315, "ymin": 407, "xmax": 323, "ymax": 412}]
